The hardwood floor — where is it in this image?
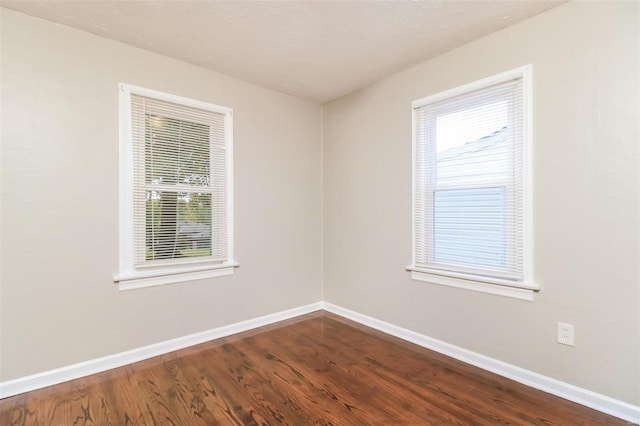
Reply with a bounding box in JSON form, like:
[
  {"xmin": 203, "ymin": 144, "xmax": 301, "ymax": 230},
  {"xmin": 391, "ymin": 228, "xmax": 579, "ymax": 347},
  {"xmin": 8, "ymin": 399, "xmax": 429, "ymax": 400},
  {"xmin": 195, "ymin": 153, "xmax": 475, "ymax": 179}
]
[{"xmin": 0, "ymin": 311, "xmax": 632, "ymax": 425}]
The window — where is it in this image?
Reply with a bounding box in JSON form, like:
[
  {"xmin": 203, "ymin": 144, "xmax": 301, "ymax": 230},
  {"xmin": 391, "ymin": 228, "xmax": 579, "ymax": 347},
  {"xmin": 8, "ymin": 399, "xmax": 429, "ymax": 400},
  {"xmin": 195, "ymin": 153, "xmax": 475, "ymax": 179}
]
[
  {"xmin": 115, "ymin": 84, "xmax": 237, "ymax": 290},
  {"xmin": 409, "ymin": 66, "xmax": 537, "ymax": 300}
]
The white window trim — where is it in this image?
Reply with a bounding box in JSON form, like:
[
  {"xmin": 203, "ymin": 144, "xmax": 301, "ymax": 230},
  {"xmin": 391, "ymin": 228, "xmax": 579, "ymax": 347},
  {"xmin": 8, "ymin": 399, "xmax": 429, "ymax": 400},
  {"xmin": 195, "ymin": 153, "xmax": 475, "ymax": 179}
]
[
  {"xmin": 408, "ymin": 65, "xmax": 539, "ymax": 301},
  {"xmin": 115, "ymin": 83, "xmax": 237, "ymax": 290}
]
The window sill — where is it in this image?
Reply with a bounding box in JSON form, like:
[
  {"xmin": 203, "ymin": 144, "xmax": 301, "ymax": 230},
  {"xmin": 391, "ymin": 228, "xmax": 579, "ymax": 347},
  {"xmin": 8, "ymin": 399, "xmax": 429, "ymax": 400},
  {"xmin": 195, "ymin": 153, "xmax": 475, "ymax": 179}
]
[
  {"xmin": 407, "ymin": 266, "xmax": 539, "ymax": 301},
  {"xmin": 114, "ymin": 262, "xmax": 239, "ymax": 291}
]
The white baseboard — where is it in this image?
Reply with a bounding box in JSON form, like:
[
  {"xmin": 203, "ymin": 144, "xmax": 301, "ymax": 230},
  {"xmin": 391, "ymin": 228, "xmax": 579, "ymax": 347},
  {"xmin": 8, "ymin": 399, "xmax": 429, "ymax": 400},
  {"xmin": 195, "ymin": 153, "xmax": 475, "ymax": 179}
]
[
  {"xmin": 321, "ymin": 302, "xmax": 640, "ymax": 425},
  {"xmin": 0, "ymin": 302, "xmax": 323, "ymax": 399},
  {"xmin": 1, "ymin": 300, "xmax": 638, "ymax": 424}
]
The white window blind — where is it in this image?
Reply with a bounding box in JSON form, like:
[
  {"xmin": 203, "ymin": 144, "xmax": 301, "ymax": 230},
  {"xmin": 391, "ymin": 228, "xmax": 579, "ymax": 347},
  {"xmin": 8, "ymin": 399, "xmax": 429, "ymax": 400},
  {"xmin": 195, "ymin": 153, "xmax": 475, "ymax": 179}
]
[
  {"xmin": 117, "ymin": 84, "xmax": 235, "ymax": 289},
  {"xmin": 411, "ymin": 66, "xmax": 534, "ymax": 293},
  {"xmin": 131, "ymin": 95, "xmax": 228, "ymax": 266}
]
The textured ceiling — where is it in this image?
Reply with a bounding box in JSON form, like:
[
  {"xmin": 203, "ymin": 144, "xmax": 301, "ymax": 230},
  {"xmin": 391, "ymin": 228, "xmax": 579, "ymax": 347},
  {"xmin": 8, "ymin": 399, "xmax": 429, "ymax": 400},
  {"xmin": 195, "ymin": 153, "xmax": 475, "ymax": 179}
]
[{"xmin": 1, "ymin": 1, "xmax": 565, "ymax": 103}]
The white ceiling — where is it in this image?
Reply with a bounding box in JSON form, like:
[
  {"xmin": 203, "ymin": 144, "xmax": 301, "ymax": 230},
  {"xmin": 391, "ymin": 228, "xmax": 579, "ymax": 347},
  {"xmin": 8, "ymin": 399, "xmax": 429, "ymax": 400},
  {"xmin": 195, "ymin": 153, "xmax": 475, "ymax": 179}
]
[{"xmin": 1, "ymin": 1, "xmax": 565, "ymax": 103}]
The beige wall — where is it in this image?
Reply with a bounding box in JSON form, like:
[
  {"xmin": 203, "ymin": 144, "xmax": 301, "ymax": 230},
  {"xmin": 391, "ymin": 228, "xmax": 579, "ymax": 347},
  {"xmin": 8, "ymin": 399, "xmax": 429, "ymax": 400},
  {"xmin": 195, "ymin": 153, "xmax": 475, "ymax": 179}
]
[
  {"xmin": 0, "ymin": 9, "xmax": 322, "ymax": 381},
  {"xmin": 323, "ymin": 1, "xmax": 639, "ymax": 405}
]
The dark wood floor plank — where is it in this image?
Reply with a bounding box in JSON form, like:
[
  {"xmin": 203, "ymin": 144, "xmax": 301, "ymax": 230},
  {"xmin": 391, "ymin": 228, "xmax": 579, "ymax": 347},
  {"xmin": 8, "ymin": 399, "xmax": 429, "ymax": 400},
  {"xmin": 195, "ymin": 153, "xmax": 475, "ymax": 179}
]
[
  {"xmin": 258, "ymin": 320, "xmax": 470, "ymax": 424},
  {"xmin": 0, "ymin": 311, "xmax": 632, "ymax": 425},
  {"xmin": 304, "ymin": 316, "xmax": 539, "ymax": 424},
  {"xmin": 242, "ymin": 334, "xmax": 406, "ymax": 424}
]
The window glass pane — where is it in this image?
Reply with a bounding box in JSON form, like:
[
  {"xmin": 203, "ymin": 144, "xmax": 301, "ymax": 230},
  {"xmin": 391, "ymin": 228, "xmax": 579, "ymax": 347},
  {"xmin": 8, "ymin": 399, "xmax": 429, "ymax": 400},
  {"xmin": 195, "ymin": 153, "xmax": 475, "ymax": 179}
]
[
  {"xmin": 146, "ymin": 191, "xmax": 212, "ymax": 261},
  {"xmin": 436, "ymin": 101, "xmax": 511, "ymax": 185},
  {"xmin": 145, "ymin": 115, "xmax": 211, "ymax": 187},
  {"xmin": 433, "ymin": 187, "xmax": 506, "ymax": 269}
]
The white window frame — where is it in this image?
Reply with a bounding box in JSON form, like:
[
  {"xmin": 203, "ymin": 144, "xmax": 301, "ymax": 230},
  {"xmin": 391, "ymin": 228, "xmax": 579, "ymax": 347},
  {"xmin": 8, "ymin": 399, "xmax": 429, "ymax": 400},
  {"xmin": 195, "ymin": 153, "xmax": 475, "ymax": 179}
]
[
  {"xmin": 115, "ymin": 83, "xmax": 237, "ymax": 290},
  {"xmin": 408, "ymin": 65, "xmax": 538, "ymax": 301}
]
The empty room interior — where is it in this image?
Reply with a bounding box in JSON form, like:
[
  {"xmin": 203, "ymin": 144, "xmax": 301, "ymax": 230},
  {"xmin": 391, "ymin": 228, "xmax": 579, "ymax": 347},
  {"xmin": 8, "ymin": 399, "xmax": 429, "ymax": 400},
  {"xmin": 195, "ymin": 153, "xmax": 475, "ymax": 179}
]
[{"xmin": 1, "ymin": 0, "xmax": 639, "ymax": 424}]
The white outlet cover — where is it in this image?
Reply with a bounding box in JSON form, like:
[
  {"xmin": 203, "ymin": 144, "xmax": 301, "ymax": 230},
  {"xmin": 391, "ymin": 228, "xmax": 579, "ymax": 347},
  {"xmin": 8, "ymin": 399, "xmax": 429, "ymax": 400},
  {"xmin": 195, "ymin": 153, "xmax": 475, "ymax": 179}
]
[{"xmin": 557, "ymin": 322, "xmax": 575, "ymax": 346}]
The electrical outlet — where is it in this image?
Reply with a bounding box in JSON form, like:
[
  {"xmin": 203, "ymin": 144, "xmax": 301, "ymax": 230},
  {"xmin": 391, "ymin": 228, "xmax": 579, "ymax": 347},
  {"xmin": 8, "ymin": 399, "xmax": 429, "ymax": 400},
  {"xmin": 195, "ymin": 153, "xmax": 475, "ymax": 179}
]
[{"xmin": 557, "ymin": 322, "xmax": 575, "ymax": 346}]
